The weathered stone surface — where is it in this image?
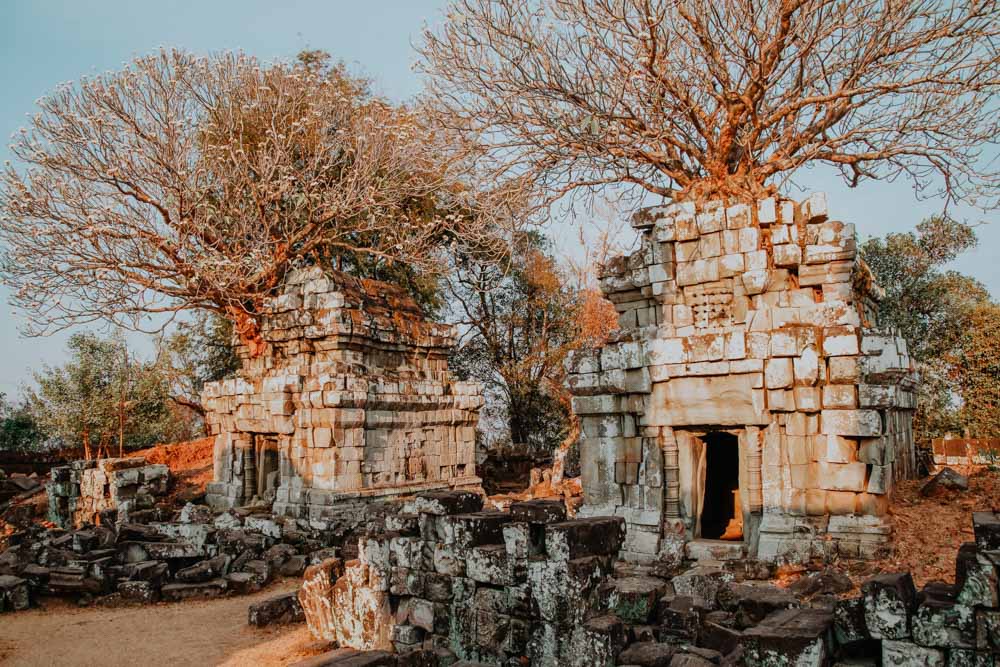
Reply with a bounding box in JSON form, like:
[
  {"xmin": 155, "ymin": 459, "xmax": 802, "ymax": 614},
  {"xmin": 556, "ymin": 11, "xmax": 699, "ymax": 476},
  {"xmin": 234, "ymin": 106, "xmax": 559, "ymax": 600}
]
[
  {"xmin": 911, "ymin": 585, "xmax": 975, "ymax": 649},
  {"xmin": 160, "ymin": 579, "xmax": 227, "ymax": 601},
  {"xmin": 301, "ymin": 560, "xmax": 392, "ymax": 650},
  {"xmin": 955, "ymin": 543, "xmax": 999, "ymax": 608},
  {"xmin": 743, "ymin": 608, "xmax": 832, "ymax": 667},
  {"xmin": 973, "ymin": 512, "xmax": 1000, "ymax": 551},
  {"xmin": 597, "ymin": 576, "xmax": 668, "ymax": 624},
  {"xmin": 0, "ymin": 575, "xmax": 30, "ymax": 611},
  {"xmin": 833, "ymin": 596, "xmax": 869, "ymax": 646},
  {"xmin": 975, "ymin": 608, "xmax": 1000, "ymax": 652},
  {"xmin": 509, "ymin": 499, "xmax": 566, "ymax": 524},
  {"xmin": 544, "ymin": 517, "xmax": 625, "ymax": 561},
  {"xmin": 881, "ymin": 639, "xmax": 945, "ymax": 666},
  {"xmin": 405, "ymin": 492, "xmax": 483, "ymax": 518},
  {"xmin": 861, "ymin": 573, "xmax": 917, "ymax": 640},
  {"xmin": 567, "ymin": 614, "xmax": 627, "ymax": 667},
  {"xmin": 299, "ymin": 558, "xmax": 346, "ymax": 641},
  {"xmin": 248, "ymin": 592, "xmax": 304, "ymax": 627},
  {"xmin": 671, "ymin": 564, "xmax": 732, "ymax": 607},
  {"xmin": 617, "ymin": 641, "xmax": 677, "ymax": 666},
  {"xmin": 117, "ymin": 579, "xmax": 159, "ymax": 604},
  {"xmin": 921, "ymin": 468, "xmax": 969, "ymax": 496},
  {"xmin": 717, "ymin": 582, "xmax": 798, "ymax": 628}
]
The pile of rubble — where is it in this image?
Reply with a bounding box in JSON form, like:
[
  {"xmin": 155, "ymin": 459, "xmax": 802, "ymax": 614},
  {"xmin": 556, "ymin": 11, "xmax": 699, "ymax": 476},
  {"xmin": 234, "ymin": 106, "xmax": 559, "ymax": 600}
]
[
  {"xmin": 0, "ymin": 467, "xmax": 43, "ymax": 505},
  {"xmin": 297, "ymin": 491, "xmax": 1000, "ymax": 667},
  {"xmin": 48, "ymin": 457, "xmax": 170, "ymax": 528},
  {"xmin": 0, "ymin": 500, "xmax": 343, "ymax": 612}
]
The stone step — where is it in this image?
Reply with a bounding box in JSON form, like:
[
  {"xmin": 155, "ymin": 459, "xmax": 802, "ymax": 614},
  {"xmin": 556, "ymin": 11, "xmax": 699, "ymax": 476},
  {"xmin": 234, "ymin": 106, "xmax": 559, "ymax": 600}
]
[{"xmin": 685, "ymin": 539, "xmax": 746, "ymax": 562}]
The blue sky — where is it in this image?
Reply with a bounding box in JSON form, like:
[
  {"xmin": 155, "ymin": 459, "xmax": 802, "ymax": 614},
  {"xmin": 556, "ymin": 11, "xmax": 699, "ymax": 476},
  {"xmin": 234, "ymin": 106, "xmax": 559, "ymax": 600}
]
[{"xmin": 0, "ymin": 1, "xmax": 997, "ymax": 398}]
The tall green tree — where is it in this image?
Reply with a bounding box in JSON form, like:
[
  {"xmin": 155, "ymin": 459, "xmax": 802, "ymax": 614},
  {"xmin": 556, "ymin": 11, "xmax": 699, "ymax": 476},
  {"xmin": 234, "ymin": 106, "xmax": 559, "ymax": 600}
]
[
  {"xmin": 951, "ymin": 302, "xmax": 1000, "ymax": 438},
  {"xmin": 155, "ymin": 311, "xmax": 241, "ymax": 426},
  {"xmin": 28, "ymin": 333, "xmax": 195, "ymax": 458},
  {"xmin": 861, "ymin": 217, "xmax": 994, "ymax": 443}
]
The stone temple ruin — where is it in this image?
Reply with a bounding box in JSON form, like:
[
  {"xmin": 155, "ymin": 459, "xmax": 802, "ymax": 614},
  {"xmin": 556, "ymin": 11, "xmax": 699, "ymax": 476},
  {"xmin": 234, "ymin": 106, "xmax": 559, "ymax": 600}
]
[
  {"xmin": 203, "ymin": 268, "xmax": 483, "ymax": 523},
  {"xmin": 566, "ymin": 193, "xmax": 918, "ymax": 564}
]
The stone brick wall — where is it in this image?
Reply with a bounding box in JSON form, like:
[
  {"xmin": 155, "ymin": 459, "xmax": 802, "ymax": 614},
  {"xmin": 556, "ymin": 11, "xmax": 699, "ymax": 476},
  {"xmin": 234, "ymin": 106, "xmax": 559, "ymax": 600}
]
[
  {"xmin": 566, "ymin": 194, "xmax": 918, "ymax": 563},
  {"xmin": 203, "ymin": 268, "xmax": 483, "ymax": 525},
  {"xmin": 47, "ymin": 457, "xmax": 170, "ymax": 528}
]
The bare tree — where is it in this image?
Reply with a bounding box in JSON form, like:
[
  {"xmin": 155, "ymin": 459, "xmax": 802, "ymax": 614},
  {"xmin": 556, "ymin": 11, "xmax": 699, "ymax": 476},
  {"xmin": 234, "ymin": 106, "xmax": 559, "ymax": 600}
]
[
  {"xmin": 419, "ymin": 0, "xmax": 1000, "ymax": 208},
  {"xmin": 0, "ymin": 50, "xmax": 510, "ymax": 350}
]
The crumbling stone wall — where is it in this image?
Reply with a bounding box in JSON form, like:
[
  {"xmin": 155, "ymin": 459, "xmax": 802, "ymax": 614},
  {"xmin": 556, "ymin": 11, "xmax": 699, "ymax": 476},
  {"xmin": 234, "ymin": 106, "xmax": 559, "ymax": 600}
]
[
  {"xmin": 203, "ymin": 268, "xmax": 483, "ymax": 525},
  {"xmin": 47, "ymin": 457, "xmax": 170, "ymax": 528},
  {"xmin": 566, "ymin": 194, "xmax": 917, "ymax": 563},
  {"xmin": 299, "ymin": 502, "xmax": 1000, "ymax": 667},
  {"xmin": 303, "ymin": 491, "xmax": 631, "ymax": 665}
]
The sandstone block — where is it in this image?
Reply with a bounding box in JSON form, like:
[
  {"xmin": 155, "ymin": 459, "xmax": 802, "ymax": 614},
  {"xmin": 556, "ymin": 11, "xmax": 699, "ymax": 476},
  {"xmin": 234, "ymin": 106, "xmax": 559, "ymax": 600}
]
[
  {"xmin": 765, "ymin": 358, "xmax": 794, "ymax": 389},
  {"xmin": 821, "ymin": 409, "xmax": 882, "ymax": 437}
]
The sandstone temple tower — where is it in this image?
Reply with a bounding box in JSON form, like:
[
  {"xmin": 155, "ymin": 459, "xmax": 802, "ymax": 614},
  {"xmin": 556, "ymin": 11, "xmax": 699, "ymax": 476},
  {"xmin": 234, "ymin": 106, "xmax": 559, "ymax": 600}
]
[
  {"xmin": 566, "ymin": 194, "xmax": 917, "ymax": 563},
  {"xmin": 203, "ymin": 268, "xmax": 483, "ymax": 521}
]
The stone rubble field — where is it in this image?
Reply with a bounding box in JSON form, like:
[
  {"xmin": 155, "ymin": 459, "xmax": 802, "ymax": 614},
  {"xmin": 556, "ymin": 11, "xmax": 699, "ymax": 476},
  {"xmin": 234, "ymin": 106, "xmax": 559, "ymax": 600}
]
[
  {"xmin": 289, "ymin": 491, "xmax": 1000, "ymax": 667},
  {"xmin": 2, "ymin": 463, "xmax": 999, "ymax": 667}
]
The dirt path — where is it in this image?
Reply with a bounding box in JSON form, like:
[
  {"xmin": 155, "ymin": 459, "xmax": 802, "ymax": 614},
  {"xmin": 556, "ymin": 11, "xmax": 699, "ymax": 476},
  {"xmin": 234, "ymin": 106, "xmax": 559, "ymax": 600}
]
[{"xmin": 0, "ymin": 581, "xmax": 325, "ymax": 667}]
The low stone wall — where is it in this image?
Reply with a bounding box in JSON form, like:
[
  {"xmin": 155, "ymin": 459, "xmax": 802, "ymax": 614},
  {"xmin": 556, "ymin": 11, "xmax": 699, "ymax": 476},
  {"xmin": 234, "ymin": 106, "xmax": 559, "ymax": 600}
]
[
  {"xmin": 47, "ymin": 457, "xmax": 170, "ymax": 529},
  {"xmin": 933, "ymin": 438, "xmax": 1000, "ymax": 467}
]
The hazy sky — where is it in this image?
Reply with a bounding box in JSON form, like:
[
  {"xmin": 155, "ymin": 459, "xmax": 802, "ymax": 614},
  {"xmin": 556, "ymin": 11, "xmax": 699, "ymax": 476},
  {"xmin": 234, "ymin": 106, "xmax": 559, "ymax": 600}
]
[{"xmin": 0, "ymin": 1, "xmax": 997, "ymax": 399}]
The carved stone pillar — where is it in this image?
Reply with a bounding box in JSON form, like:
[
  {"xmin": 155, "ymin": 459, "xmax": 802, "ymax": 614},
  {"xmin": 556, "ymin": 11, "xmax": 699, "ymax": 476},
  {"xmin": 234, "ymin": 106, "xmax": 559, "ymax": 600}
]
[{"xmin": 660, "ymin": 427, "xmax": 681, "ymax": 519}]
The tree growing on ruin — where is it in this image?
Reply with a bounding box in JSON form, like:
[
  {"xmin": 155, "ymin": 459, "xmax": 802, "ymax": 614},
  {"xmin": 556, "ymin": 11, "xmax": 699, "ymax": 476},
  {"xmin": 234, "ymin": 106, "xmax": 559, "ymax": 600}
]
[
  {"xmin": 420, "ymin": 0, "xmax": 1000, "ymax": 208},
  {"xmin": 0, "ymin": 50, "xmax": 508, "ymax": 351},
  {"xmin": 154, "ymin": 311, "xmax": 241, "ymax": 429}
]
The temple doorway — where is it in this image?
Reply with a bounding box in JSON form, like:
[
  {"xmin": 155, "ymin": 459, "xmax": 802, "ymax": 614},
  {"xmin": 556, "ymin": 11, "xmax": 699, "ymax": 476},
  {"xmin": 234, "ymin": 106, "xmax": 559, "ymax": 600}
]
[{"xmin": 699, "ymin": 431, "xmax": 742, "ymax": 540}]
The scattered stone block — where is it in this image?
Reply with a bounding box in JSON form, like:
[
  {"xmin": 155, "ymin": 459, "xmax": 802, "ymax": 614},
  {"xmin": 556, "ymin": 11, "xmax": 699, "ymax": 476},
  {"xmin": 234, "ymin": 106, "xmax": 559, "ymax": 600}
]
[
  {"xmin": 0, "ymin": 575, "xmax": 30, "ymax": 611},
  {"xmin": 861, "ymin": 573, "xmax": 916, "ymax": 640},
  {"xmin": 881, "ymin": 639, "xmax": 945, "ymax": 666},
  {"xmin": 743, "ymin": 608, "xmax": 833, "ymax": 667},
  {"xmin": 973, "ymin": 512, "xmax": 1000, "ymax": 551},
  {"xmin": 617, "ymin": 641, "xmax": 677, "ymax": 666},
  {"xmin": 117, "ymin": 579, "xmax": 159, "ymax": 604},
  {"xmin": 248, "ymin": 592, "xmax": 305, "ymax": 627},
  {"xmin": 597, "ymin": 576, "xmax": 668, "ymax": 624},
  {"xmin": 160, "ymin": 579, "xmax": 227, "ymax": 601},
  {"xmin": 921, "ymin": 468, "xmax": 969, "ymax": 496}
]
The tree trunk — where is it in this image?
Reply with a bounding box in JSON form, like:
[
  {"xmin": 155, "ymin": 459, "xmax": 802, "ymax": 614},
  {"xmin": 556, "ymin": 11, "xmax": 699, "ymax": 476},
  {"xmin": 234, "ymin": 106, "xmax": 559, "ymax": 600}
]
[{"xmin": 226, "ymin": 306, "xmax": 267, "ymax": 358}]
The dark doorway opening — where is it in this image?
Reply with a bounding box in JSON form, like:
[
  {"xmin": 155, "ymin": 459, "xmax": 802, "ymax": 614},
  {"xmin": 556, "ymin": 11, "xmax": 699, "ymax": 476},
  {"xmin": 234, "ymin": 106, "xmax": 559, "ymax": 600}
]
[{"xmin": 700, "ymin": 431, "xmax": 741, "ymax": 540}]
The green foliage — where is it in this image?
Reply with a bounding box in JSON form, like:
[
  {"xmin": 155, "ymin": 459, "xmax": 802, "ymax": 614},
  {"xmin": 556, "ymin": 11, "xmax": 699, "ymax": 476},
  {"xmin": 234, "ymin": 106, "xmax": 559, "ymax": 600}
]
[
  {"xmin": 951, "ymin": 302, "xmax": 1000, "ymax": 438},
  {"xmin": 861, "ymin": 216, "xmax": 997, "ymax": 442},
  {"xmin": 861, "ymin": 216, "xmax": 985, "ymax": 360},
  {"xmin": 0, "ymin": 393, "xmax": 44, "ymax": 453},
  {"xmin": 157, "ymin": 311, "xmax": 241, "ymax": 405},
  {"xmin": 27, "ymin": 332, "xmax": 195, "ymax": 455}
]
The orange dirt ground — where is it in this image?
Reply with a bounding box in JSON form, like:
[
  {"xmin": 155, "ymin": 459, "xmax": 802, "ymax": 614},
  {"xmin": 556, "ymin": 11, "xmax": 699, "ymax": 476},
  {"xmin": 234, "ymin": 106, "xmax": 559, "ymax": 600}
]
[
  {"xmin": 128, "ymin": 436, "xmax": 216, "ymax": 504},
  {"xmin": 0, "ymin": 580, "xmax": 333, "ymax": 667},
  {"xmin": 793, "ymin": 465, "xmax": 1000, "ymax": 592}
]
